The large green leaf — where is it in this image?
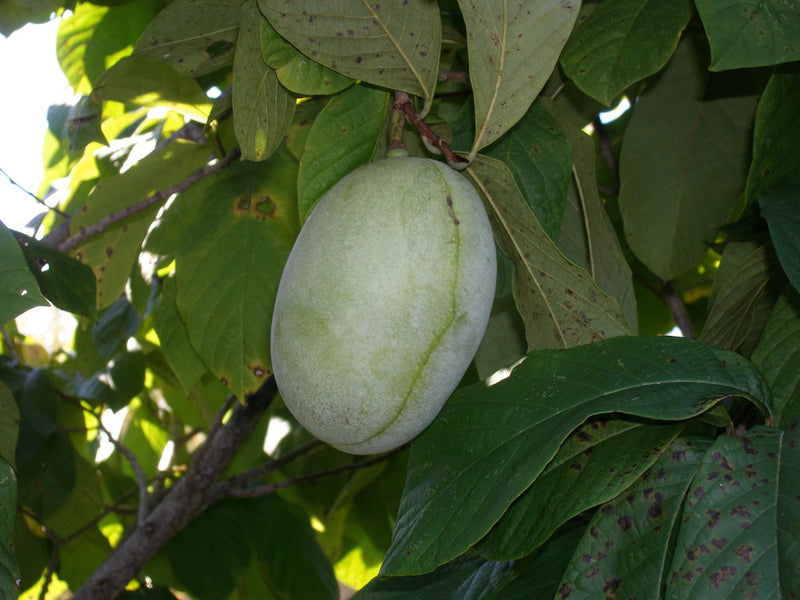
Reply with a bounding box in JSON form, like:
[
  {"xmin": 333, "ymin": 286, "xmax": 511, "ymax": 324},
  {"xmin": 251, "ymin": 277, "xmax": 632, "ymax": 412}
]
[
  {"xmin": 560, "ymin": 0, "xmax": 691, "ymax": 106},
  {"xmin": 700, "ymin": 240, "xmax": 786, "ymax": 355},
  {"xmin": 92, "ymin": 56, "xmax": 213, "ymax": 122},
  {"xmin": 381, "ymin": 336, "xmax": 770, "ymax": 576},
  {"xmin": 259, "ymin": 0, "xmax": 441, "ymax": 114},
  {"xmin": 0, "ymin": 221, "xmax": 47, "ymax": 325},
  {"xmin": 752, "ymin": 288, "xmax": 800, "ymax": 427},
  {"xmin": 297, "ymin": 85, "xmax": 390, "ymax": 221},
  {"xmin": 746, "ymin": 70, "xmax": 800, "ymax": 203},
  {"xmin": 69, "ymin": 140, "xmax": 212, "ymax": 308},
  {"xmin": 0, "ymin": 381, "xmax": 18, "ymax": 468},
  {"xmin": 557, "ymin": 436, "xmax": 714, "ymax": 599},
  {"xmin": 666, "ymin": 427, "xmax": 800, "ymax": 599},
  {"xmin": 466, "ymin": 155, "xmax": 631, "ymax": 349},
  {"xmin": 134, "ymin": 0, "xmax": 241, "ymax": 76},
  {"xmin": 696, "ymin": 0, "xmax": 800, "ymax": 70},
  {"xmin": 234, "ymin": 1, "xmax": 296, "ymax": 162},
  {"xmin": 477, "ymin": 419, "xmax": 684, "ymax": 561},
  {"xmin": 0, "ymin": 459, "xmax": 20, "ymax": 599},
  {"xmin": 57, "ymin": 0, "xmax": 163, "ymax": 95},
  {"xmin": 459, "ymin": 0, "xmax": 581, "ymax": 158},
  {"xmin": 484, "ymin": 100, "xmax": 572, "ymax": 240},
  {"xmin": 618, "ymin": 37, "xmax": 758, "ymax": 281},
  {"xmin": 759, "ymin": 173, "xmax": 800, "ymax": 294},
  {"xmin": 175, "ymin": 152, "xmax": 300, "ymax": 400}
]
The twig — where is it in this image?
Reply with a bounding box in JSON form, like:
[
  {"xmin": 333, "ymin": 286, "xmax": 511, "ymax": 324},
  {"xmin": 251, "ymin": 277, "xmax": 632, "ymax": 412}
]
[
  {"xmin": 592, "ymin": 118, "xmax": 619, "ymax": 190},
  {"xmin": 662, "ymin": 281, "xmax": 696, "ymax": 339},
  {"xmin": 0, "ymin": 165, "xmax": 68, "ymax": 219},
  {"xmin": 54, "ymin": 149, "xmax": 240, "ymax": 254},
  {"xmin": 393, "ymin": 91, "xmax": 468, "ymax": 167},
  {"xmin": 438, "ymin": 69, "xmax": 469, "ymax": 84}
]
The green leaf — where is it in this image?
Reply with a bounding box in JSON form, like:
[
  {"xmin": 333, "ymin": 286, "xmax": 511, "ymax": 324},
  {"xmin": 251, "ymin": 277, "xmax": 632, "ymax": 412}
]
[
  {"xmin": 297, "ymin": 85, "xmax": 390, "ymax": 221},
  {"xmin": 484, "ymin": 100, "xmax": 572, "ymax": 240},
  {"xmin": 477, "ymin": 419, "xmax": 685, "ymax": 561},
  {"xmin": 260, "ymin": 17, "xmax": 353, "ymax": 96},
  {"xmin": 0, "ymin": 381, "xmax": 18, "ymax": 468},
  {"xmin": 759, "ymin": 174, "xmax": 800, "ymax": 294},
  {"xmin": 57, "ymin": 0, "xmax": 163, "ymax": 94},
  {"xmin": 92, "ymin": 56, "xmax": 213, "ymax": 122},
  {"xmin": 67, "ymin": 95, "xmax": 109, "ymax": 153},
  {"xmin": 465, "ymin": 155, "xmax": 631, "ymax": 349},
  {"xmin": 557, "ymin": 436, "xmax": 713, "ymax": 599},
  {"xmin": 459, "ymin": 0, "xmax": 581, "ymax": 157},
  {"xmin": 0, "ymin": 222, "xmax": 48, "ymax": 325},
  {"xmin": 92, "ymin": 297, "xmax": 142, "ymax": 360},
  {"xmin": 380, "ymin": 336, "xmax": 770, "ymax": 576},
  {"xmin": 134, "ymin": 0, "xmax": 241, "ymax": 76},
  {"xmin": 0, "ymin": 459, "xmax": 20, "ymax": 598},
  {"xmin": 259, "ymin": 0, "xmax": 441, "ymax": 114},
  {"xmin": 234, "ymin": 1, "xmax": 297, "ymax": 162},
  {"xmin": 560, "ymin": 0, "xmax": 692, "ymax": 106},
  {"xmin": 545, "ymin": 97, "xmax": 638, "ymax": 332},
  {"xmin": 695, "ymin": 0, "xmax": 800, "ymax": 70},
  {"xmin": 666, "ymin": 427, "xmax": 800, "ymax": 599},
  {"xmin": 152, "ymin": 277, "xmax": 208, "ymax": 392},
  {"xmin": 747, "ymin": 69, "xmax": 800, "ymax": 204},
  {"xmin": 176, "ymin": 153, "xmax": 300, "ymax": 400},
  {"xmin": 618, "ymin": 37, "xmax": 758, "ymax": 281},
  {"xmin": 13, "ymin": 231, "xmax": 97, "ymax": 319},
  {"xmin": 699, "ymin": 240, "xmax": 786, "ymax": 355},
  {"xmin": 77, "ymin": 351, "xmax": 146, "ymax": 411},
  {"xmin": 752, "ymin": 288, "xmax": 800, "ymax": 427},
  {"xmin": 69, "ymin": 140, "xmax": 212, "ymax": 308}
]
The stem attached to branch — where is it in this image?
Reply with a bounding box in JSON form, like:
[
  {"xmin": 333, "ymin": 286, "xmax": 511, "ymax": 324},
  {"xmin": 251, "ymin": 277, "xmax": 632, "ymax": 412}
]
[{"xmin": 393, "ymin": 92, "xmax": 468, "ymax": 167}]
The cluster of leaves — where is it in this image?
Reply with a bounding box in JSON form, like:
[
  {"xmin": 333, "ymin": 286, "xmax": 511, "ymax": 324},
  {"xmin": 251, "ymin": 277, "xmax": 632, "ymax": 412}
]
[{"xmin": 1, "ymin": 0, "xmax": 799, "ymax": 599}]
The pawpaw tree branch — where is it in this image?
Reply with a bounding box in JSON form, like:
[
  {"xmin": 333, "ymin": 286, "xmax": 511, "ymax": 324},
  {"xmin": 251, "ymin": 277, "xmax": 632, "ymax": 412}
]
[{"xmin": 72, "ymin": 376, "xmax": 276, "ymax": 600}]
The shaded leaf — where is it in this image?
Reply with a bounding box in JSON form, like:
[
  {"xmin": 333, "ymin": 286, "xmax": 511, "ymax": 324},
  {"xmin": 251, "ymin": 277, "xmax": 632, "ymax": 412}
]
[
  {"xmin": 0, "ymin": 381, "xmax": 18, "ymax": 468},
  {"xmin": 297, "ymin": 85, "xmax": 390, "ymax": 221},
  {"xmin": 134, "ymin": 0, "xmax": 241, "ymax": 76},
  {"xmin": 92, "ymin": 297, "xmax": 142, "ymax": 360},
  {"xmin": 66, "ymin": 95, "xmax": 108, "ymax": 153},
  {"xmin": 92, "ymin": 56, "xmax": 213, "ymax": 122},
  {"xmin": 666, "ymin": 427, "xmax": 800, "ymax": 599},
  {"xmin": 618, "ymin": 37, "xmax": 758, "ymax": 280},
  {"xmin": 477, "ymin": 419, "xmax": 684, "ymax": 560},
  {"xmin": 700, "ymin": 240, "xmax": 786, "ymax": 355},
  {"xmin": 696, "ymin": 0, "xmax": 800, "ymax": 70},
  {"xmin": 260, "ymin": 0, "xmax": 441, "ymax": 114},
  {"xmin": 0, "ymin": 459, "xmax": 20, "ymax": 598},
  {"xmin": 465, "ymin": 154, "xmax": 631, "ymax": 349},
  {"xmin": 759, "ymin": 173, "xmax": 800, "ymax": 294},
  {"xmin": 746, "ymin": 69, "xmax": 800, "ymax": 203},
  {"xmin": 459, "ymin": 0, "xmax": 581, "ymax": 157},
  {"xmin": 560, "ymin": 0, "xmax": 692, "ymax": 105},
  {"xmin": 558, "ymin": 436, "xmax": 713, "ymax": 599},
  {"xmin": 0, "ymin": 221, "xmax": 47, "ymax": 325},
  {"xmin": 752, "ymin": 288, "xmax": 800, "ymax": 428},
  {"xmin": 234, "ymin": 1, "xmax": 297, "ymax": 162},
  {"xmin": 176, "ymin": 153, "xmax": 300, "ymax": 400},
  {"xmin": 484, "ymin": 100, "xmax": 571, "ymax": 240},
  {"xmin": 381, "ymin": 336, "xmax": 770, "ymax": 576}
]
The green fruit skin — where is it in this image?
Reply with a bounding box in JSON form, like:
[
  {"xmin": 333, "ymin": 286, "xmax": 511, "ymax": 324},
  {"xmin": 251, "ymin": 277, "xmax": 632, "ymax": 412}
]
[{"xmin": 271, "ymin": 156, "xmax": 496, "ymax": 454}]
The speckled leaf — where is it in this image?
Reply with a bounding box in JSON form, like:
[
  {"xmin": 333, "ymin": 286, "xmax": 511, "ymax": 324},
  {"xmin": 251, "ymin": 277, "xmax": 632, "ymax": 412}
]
[
  {"xmin": 558, "ymin": 437, "xmax": 713, "ymax": 599},
  {"xmin": 700, "ymin": 240, "xmax": 786, "ymax": 355},
  {"xmin": 477, "ymin": 420, "xmax": 684, "ymax": 561},
  {"xmin": 0, "ymin": 221, "xmax": 48, "ymax": 324},
  {"xmin": 484, "ymin": 100, "xmax": 572, "ymax": 240},
  {"xmin": 259, "ymin": 0, "xmax": 440, "ymax": 114},
  {"xmin": 260, "ymin": 17, "xmax": 353, "ymax": 96},
  {"xmin": 759, "ymin": 174, "xmax": 800, "ymax": 294},
  {"xmin": 560, "ymin": 0, "xmax": 691, "ymax": 105},
  {"xmin": 234, "ymin": 2, "xmax": 296, "ymax": 162},
  {"xmin": 666, "ymin": 427, "xmax": 800, "ymax": 599},
  {"xmin": 297, "ymin": 85, "xmax": 390, "ymax": 221},
  {"xmin": 618, "ymin": 37, "xmax": 758, "ymax": 281},
  {"xmin": 545, "ymin": 97, "xmax": 638, "ymax": 332},
  {"xmin": 381, "ymin": 336, "xmax": 771, "ymax": 576},
  {"xmin": 176, "ymin": 152, "xmax": 299, "ymax": 400},
  {"xmin": 459, "ymin": 0, "xmax": 581, "ymax": 157},
  {"xmin": 696, "ymin": 0, "xmax": 800, "ymax": 70},
  {"xmin": 752, "ymin": 288, "xmax": 800, "ymax": 428},
  {"xmin": 134, "ymin": 0, "xmax": 241, "ymax": 76},
  {"xmin": 69, "ymin": 140, "xmax": 212, "ymax": 309},
  {"xmin": 466, "ymin": 154, "xmax": 631, "ymax": 349},
  {"xmin": 746, "ymin": 70, "xmax": 800, "ymax": 204}
]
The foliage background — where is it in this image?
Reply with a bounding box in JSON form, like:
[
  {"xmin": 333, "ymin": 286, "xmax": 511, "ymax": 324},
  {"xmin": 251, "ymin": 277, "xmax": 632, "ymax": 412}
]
[{"xmin": 1, "ymin": 0, "xmax": 799, "ymax": 599}]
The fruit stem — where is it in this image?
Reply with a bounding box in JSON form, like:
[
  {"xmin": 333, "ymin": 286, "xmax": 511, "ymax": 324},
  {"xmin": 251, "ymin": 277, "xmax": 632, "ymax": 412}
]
[
  {"xmin": 393, "ymin": 91, "xmax": 469, "ymax": 168},
  {"xmin": 388, "ymin": 92, "xmax": 410, "ymax": 157}
]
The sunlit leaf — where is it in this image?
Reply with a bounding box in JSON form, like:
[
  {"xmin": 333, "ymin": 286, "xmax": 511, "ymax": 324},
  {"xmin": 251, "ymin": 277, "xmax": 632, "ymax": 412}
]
[{"xmin": 0, "ymin": 221, "xmax": 48, "ymax": 325}]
